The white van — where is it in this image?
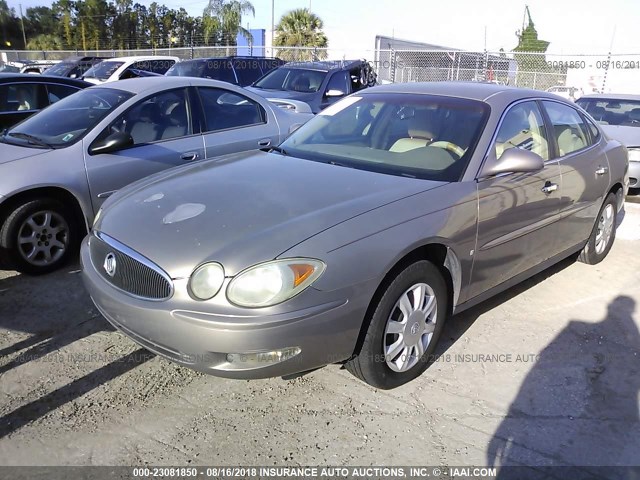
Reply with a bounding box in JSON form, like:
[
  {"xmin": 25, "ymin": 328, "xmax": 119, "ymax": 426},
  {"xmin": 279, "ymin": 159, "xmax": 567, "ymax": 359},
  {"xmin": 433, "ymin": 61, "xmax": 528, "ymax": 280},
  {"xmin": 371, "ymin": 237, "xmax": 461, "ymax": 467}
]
[{"xmin": 82, "ymin": 56, "xmax": 179, "ymax": 84}]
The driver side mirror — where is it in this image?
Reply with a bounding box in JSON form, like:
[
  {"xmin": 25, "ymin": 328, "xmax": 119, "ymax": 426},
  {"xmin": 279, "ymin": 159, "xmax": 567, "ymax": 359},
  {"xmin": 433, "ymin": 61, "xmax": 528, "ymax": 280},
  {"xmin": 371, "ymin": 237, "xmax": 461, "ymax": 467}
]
[
  {"xmin": 89, "ymin": 131, "xmax": 133, "ymax": 155},
  {"xmin": 479, "ymin": 147, "xmax": 544, "ymax": 178},
  {"xmin": 325, "ymin": 89, "xmax": 346, "ymax": 98}
]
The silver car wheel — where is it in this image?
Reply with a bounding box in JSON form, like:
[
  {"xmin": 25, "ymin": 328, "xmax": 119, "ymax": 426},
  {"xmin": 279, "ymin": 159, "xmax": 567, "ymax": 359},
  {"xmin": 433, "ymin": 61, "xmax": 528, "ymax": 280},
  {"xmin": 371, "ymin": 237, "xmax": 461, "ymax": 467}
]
[
  {"xmin": 17, "ymin": 210, "xmax": 69, "ymax": 266},
  {"xmin": 384, "ymin": 282, "xmax": 438, "ymax": 373},
  {"xmin": 595, "ymin": 203, "xmax": 614, "ymax": 255}
]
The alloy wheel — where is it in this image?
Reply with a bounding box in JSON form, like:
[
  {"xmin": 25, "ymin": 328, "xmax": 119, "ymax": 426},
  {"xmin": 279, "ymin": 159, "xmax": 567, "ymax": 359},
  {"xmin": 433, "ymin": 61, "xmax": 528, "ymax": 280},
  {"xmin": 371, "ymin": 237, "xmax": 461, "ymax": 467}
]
[{"xmin": 17, "ymin": 210, "xmax": 69, "ymax": 266}]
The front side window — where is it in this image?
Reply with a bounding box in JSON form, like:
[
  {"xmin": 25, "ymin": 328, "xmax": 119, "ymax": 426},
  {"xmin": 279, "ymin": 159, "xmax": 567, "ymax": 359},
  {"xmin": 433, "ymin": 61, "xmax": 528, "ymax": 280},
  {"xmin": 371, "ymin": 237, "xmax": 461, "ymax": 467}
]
[
  {"xmin": 280, "ymin": 93, "xmax": 489, "ymax": 181},
  {"xmin": 2, "ymin": 87, "xmax": 132, "ymax": 148},
  {"xmin": 495, "ymin": 101, "xmax": 549, "ymax": 161},
  {"xmin": 108, "ymin": 89, "xmax": 191, "ymax": 145},
  {"xmin": 253, "ymin": 67, "xmax": 327, "ymax": 93},
  {"xmin": 198, "ymin": 87, "xmax": 265, "ymax": 132},
  {"xmin": 325, "ymin": 71, "xmax": 350, "ymax": 96},
  {"xmin": 543, "ymin": 101, "xmax": 591, "ymax": 156},
  {"xmin": 0, "ymin": 84, "xmax": 45, "ymax": 112}
]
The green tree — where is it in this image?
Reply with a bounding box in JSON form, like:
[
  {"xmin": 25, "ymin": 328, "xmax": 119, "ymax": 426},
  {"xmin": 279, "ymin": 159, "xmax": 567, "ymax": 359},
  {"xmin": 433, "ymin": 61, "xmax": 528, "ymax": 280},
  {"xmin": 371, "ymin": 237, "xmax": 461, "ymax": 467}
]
[
  {"xmin": 203, "ymin": 0, "xmax": 254, "ymax": 47},
  {"xmin": 27, "ymin": 33, "xmax": 64, "ymax": 50},
  {"xmin": 274, "ymin": 8, "xmax": 327, "ymax": 61}
]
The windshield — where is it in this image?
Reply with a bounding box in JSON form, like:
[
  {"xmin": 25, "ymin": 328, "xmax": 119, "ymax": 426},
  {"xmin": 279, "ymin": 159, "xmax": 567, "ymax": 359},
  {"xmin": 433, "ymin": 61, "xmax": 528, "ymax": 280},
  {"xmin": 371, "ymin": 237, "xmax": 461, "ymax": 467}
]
[
  {"xmin": 44, "ymin": 62, "xmax": 73, "ymax": 76},
  {"xmin": 83, "ymin": 61, "xmax": 124, "ymax": 80},
  {"xmin": 253, "ymin": 67, "xmax": 327, "ymax": 93},
  {"xmin": 3, "ymin": 88, "xmax": 133, "ymax": 149},
  {"xmin": 0, "ymin": 64, "xmax": 20, "ymax": 73},
  {"xmin": 280, "ymin": 93, "xmax": 489, "ymax": 181},
  {"xmin": 576, "ymin": 98, "xmax": 640, "ymax": 126}
]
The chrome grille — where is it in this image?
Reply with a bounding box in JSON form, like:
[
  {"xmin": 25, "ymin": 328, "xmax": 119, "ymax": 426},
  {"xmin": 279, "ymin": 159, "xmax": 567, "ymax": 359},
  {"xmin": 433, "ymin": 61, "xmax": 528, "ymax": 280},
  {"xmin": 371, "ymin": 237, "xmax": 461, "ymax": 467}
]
[{"xmin": 89, "ymin": 232, "xmax": 173, "ymax": 300}]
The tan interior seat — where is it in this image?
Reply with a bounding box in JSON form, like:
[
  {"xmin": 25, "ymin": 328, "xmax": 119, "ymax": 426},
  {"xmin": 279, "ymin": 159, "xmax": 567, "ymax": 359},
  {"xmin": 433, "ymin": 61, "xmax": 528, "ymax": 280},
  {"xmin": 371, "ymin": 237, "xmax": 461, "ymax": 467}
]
[
  {"xmin": 557, "ymin": 127, "xmax": 586, "ymax": 156},
  {"xmin": 390, "ymin": 118, "xmax": 435, "ymax": 153}
]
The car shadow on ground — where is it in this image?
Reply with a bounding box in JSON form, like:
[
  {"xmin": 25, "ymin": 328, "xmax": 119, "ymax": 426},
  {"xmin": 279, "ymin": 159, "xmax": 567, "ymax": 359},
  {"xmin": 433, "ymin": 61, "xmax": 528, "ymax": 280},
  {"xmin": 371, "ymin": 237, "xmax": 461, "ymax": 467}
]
[{"xmin": 486, "ymin": 295, "xmax": 640, "ymax": 478}]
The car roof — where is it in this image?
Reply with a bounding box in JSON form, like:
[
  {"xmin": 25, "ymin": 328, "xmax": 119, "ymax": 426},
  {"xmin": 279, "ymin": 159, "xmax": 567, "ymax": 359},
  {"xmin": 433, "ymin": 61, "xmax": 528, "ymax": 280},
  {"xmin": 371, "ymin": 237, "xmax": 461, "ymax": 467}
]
[
  {"xmin": 99, "ymin": 56, "xmax": 180, "ymax": 62},
  {"xmin": 181, "ymin": 56, "xmax": 281, "ymax": 62},
  {"xmin": 86, "ymin": 76, "xmax": 245, "ymax": 94},
  {"xmin": 359, "ymin": 81, "xmax": 563, "ymax": 102},
  {"xmin": 0, "ymin": 73, "xmax": 91, "ymax": 86},
  {"xmin": 284, "ymin": 59, "xmax": 363, "ymax": 72},
  {"xmin": 578, "ymin": 93, "xmax": 640, "ymax": 101}
]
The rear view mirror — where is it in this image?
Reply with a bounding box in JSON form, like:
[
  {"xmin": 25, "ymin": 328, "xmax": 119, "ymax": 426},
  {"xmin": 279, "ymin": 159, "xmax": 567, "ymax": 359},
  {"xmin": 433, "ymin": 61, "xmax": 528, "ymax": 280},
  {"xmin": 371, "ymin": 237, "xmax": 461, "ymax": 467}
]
[
  {"xmin": 480, "ymin": 148, "xmax": 544, "ymax": 178},
  {"xmin": 89, "ymin": 131, "xmax": 133, "ymax": 155}
]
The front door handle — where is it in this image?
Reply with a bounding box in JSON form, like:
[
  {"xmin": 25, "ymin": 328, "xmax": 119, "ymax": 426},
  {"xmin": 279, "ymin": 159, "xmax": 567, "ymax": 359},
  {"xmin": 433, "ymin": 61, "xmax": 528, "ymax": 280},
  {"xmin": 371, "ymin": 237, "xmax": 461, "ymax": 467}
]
[
  {"xmin": 258, "ymin": 139, "xmax": 272, "ymax": 147},
  {"xmin": 541, "ymin": 182, "xmax": 558, "ymax": 195},
  {"xmin": 595, "ymin": 166, "xmax": 609, "ymax": 176},
  {"xmin": 180, "ymin": 152, "xmax": 199, "ymax": 161}
]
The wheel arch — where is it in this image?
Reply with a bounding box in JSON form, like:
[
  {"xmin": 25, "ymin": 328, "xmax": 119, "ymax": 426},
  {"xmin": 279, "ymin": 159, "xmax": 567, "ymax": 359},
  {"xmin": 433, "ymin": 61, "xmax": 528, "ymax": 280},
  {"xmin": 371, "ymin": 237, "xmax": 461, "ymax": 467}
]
[
  {"xmin": 349, "ymin": 242, "xmax": 460, "ymax": 358},
  {"xmin": 0, "ymin": 186, "xmax": 90, "ymax": 236}
]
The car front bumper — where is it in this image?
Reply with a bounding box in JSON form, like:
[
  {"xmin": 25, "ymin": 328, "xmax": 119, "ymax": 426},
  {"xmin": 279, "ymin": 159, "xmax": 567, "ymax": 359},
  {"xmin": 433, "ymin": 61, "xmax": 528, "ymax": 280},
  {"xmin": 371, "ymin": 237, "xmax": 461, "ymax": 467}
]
[{"xmin": 80, "ymin": 235, "xmax": 370, "ymax": 379}]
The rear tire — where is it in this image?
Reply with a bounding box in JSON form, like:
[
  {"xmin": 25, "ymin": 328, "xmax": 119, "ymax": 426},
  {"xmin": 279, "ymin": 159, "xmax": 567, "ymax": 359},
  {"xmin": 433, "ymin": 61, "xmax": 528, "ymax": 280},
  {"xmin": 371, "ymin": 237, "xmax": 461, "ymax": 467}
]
[
  {"xmin": 0, "ymin": 198, "xmax": 79, "ymax": 275},
  {"xmin": 578, "ymin": 193, "xmax": 617, "ymax": 265},
  {"xmin": 346, "ymin": 260, "xmax": 448, "ymax": 389}
]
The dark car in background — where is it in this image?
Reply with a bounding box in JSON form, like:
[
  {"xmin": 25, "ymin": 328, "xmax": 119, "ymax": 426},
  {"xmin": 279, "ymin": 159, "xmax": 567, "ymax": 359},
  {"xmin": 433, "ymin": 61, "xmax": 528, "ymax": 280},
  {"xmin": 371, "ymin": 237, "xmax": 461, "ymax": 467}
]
[
  {"xmin": 44, "ymin": 56, "xmax": 106, "ymax": 79},
  {"xmin": 0, "ymin": 74, "xmax": 90, "ymax": 129},
  {"xmin": 246, "ymin": 59, "xmax": 377, "ymax": 113},
  {"xmin": 165, "ymin": 56, "xmax": 285, "ymax": 87},
  {"xmin": 577, "ymin": 94, "xmax": 640, "ymax": 191}
]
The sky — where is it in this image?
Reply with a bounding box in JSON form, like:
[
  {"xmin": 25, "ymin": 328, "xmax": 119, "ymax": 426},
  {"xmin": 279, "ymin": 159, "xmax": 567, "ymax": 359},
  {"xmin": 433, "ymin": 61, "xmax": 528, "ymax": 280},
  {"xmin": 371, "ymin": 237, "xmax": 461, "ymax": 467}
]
[{"xmin": 8, "ymin": 0, "xmax": 640, "ymax": 55}]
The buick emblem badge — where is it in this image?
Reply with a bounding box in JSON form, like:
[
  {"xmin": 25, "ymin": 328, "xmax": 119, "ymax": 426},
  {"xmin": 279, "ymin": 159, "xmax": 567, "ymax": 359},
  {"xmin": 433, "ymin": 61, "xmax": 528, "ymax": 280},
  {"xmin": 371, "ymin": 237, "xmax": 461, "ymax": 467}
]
[{"xmin": 103, "ymin": 252, "xmax": 117, "ymax": 277}]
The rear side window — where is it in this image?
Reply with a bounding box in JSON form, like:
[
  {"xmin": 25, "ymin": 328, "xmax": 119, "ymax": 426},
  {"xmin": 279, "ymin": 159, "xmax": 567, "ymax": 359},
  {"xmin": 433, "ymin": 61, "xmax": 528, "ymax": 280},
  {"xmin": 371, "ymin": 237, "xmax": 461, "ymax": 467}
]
[
  {"xmin": 46, "ymin": 84, "xmax": 81, "ymax": 104},
  {"xmin": 542, "ymin": 101, "xmax": 592, "ymax": 156},
  {"xmin": 197, "ymin": 87, "xmax": 265, "ymax": 132}
]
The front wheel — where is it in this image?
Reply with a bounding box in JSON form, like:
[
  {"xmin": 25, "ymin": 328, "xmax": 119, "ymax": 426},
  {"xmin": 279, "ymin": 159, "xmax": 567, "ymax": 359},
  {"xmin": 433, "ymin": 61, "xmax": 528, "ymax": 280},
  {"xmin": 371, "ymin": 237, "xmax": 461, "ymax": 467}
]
[
  {"xmin": 346, "ymin": 260, "xmax": 448, "ymax": 389},
  {"xmin": 578, "ymin": 193, "xmax": 617, "ymax": 265},
  {"xmin": 0, "ymin": 198, "xmax": 79, "ymax": 275}
]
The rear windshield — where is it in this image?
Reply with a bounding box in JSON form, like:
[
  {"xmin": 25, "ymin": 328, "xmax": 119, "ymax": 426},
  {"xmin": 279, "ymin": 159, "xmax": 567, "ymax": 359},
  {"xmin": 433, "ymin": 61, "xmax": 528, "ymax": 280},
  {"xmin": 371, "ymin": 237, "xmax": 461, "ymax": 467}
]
[
  {"xmin": 253, "ymin": 67, "xmax": 327, "ymax": 93},
  {"xmin": 83, "ymin": 61, "xmax": 124, "ymax": 80},
  {"xmin": 44, "ymin": 62, "xmax": 73, "ymax": 76},
  {"xmin": 576, "ymin": 98, "xmax": 640, "ymax": 126}
]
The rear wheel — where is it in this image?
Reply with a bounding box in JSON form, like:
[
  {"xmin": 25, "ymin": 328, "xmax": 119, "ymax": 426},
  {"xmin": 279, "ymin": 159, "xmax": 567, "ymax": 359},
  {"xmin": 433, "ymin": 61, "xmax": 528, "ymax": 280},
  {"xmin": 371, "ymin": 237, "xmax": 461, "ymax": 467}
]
[
  {"xmin": 346, "ymin": 260, "xmax": 448, "ymax": 389},
  {"xmin": 578, "ymin": 193, "xmax": 617, "ymax": 265},
  {"xmin": 0, "ymin": 198, "xmax": 79, "ymax": 275}
]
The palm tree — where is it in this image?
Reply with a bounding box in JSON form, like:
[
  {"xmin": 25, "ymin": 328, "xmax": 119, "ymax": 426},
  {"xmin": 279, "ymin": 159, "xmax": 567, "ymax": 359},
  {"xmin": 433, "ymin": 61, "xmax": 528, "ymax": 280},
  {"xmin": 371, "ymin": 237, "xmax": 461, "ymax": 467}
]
[
  {"xmin": 274, "ymin": 8, "xmax": 328, "ymax": 61},
  {"xmin": 203, "ymin": 0, "xmax": 254, "ymax": 48}
]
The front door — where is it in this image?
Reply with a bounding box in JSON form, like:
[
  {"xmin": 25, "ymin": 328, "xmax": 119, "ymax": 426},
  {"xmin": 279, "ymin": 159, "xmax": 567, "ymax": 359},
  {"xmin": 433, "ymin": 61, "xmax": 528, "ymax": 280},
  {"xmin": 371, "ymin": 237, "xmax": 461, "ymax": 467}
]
[
  {"xmin": 84, "ymin": 87, "xmax": 205, "ymax": 211},
  {"xmin": 469, "ymin": 100, "xmax": 564, "ymax": 298}
]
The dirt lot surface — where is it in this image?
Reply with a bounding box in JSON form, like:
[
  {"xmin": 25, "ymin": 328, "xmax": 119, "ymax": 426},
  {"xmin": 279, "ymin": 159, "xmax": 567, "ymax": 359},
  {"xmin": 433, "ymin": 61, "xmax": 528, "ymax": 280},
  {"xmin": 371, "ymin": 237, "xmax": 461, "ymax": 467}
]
[{"xmin": 1, "ymin": 202, "xmax": 639, "ymax": 470}]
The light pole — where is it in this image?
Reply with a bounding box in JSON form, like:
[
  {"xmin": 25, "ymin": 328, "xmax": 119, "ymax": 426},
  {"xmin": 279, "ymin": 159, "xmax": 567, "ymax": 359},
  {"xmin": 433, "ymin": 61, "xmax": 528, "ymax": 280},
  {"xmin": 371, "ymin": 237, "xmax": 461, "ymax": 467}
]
[{"xmin": 271, "ymin": 0, "xmax": 274, "ymax": 53}]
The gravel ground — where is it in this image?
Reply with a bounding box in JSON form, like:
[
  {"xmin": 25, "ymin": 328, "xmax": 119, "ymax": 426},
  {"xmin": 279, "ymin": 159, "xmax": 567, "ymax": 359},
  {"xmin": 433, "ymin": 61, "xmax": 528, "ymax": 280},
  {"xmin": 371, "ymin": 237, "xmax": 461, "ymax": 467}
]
[{"xmin": 0, "ymin": 202, "xmax": 639, "ymax": 469}]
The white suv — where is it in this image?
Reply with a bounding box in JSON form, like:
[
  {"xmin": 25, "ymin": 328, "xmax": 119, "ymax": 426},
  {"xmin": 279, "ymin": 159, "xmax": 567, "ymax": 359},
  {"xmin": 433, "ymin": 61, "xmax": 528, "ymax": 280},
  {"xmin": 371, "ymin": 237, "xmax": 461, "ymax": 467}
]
[{"xmin": 82, "ymin": 56, "xmax": 179, "ymax": 84}]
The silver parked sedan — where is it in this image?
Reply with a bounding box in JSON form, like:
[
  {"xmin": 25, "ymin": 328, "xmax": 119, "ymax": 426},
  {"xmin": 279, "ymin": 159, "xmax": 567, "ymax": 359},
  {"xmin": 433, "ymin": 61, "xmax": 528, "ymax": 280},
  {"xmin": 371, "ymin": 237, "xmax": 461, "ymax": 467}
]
[
  {"xmin": 82, "ymin": 82, "xmax": 629, "ymax": 389},
  {"xmin": 0, "ymin": 76, "xmax": 312, "ymax": 274}
]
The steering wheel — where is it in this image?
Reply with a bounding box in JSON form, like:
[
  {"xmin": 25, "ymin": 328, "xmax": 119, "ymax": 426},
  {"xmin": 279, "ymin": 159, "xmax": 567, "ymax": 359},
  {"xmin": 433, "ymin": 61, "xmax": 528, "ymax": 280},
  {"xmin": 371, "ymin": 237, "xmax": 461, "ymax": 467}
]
[{"xmin": 430, "ymin": 141, "xmax": 466, "ymax": 158}]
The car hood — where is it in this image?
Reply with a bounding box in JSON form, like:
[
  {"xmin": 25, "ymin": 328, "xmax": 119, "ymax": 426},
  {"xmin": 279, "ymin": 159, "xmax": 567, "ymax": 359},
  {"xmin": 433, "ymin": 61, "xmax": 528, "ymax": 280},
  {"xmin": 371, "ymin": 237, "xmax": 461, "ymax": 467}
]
[
  {"xmin": 601, "ymin": 125, "xmax": 640, "ymax": 147},
  {"xmin": 0, "ymin": 142, "xmax": 52, "ymax": 165},
  {"xmin": 97, "ymin": 151, "xmax": 442, "ymax": 278},
  {"xmin": 245, "ymin": 86, "xmax": 317, "ymax": 102}
]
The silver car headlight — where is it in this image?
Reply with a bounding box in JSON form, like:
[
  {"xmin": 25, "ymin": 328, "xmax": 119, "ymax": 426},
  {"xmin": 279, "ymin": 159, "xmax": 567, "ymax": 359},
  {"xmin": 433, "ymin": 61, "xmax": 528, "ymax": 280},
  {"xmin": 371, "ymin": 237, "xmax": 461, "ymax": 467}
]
[
  {"xmin": 226, "ymin": 259, "xmax": 325, "ymax": 308},
  {"xmin": 189, "ymin": 262, "xmax": 225, "ymax": 300},
  {"xmin": 628, "ymin": 147, "xmax": 640, "ymax": 162}
]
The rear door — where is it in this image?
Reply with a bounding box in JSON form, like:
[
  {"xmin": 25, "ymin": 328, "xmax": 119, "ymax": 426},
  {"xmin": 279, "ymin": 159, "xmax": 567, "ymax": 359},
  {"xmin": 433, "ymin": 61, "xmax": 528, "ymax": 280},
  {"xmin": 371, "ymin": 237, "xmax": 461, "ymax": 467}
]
[
  {"xmin": 540, "ymin": 100, "xmax": 610, "ymax": 250},
  {"xmin": 470, "ymin": 100, "xmax": 564, "ymax": 298},
  {"xmin": 84, "ymin": 87, "xmax": 205, "ymax": 210},
  {"xmin": 197, "ymin": 86, "xmax": 280, "ymax": 158}
]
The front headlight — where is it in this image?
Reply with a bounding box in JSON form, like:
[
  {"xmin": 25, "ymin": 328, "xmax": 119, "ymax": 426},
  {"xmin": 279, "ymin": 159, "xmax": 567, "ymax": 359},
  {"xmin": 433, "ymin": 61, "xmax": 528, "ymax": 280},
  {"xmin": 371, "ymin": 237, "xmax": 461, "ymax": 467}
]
[
  {"xmin": 628, "ymin": 147, "xmax": 640, "ymax": 162},
  {"xmin": 226, "ymin": 259, "xmax": 325, "ymax": 308},
  {"xmin": 189, "ymin": 262, "xmax": 225, "ymax": 300}
]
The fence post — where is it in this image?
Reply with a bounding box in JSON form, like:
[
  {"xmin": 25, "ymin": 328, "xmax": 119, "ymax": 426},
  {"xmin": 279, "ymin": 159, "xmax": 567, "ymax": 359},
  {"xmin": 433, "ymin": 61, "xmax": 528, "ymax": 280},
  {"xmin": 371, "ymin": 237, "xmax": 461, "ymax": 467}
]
[{"xmin": 390, "ymin": 48, "xmax": 397, "ymax": 83}]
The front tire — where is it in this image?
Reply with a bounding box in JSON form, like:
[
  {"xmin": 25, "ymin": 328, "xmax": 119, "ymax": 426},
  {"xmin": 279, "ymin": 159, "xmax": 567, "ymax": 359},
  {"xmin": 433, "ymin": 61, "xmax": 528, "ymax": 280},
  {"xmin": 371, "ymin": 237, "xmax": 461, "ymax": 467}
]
[
  {"xmin": 578, "ymin": 193, "xmax": 617, "ymax": 265},
  {"xmin": 346, "ymin": 260, "xmax": 448, "ymax": 389},
  {"xmin": 0, "ymin": 198, "xmax": 78, "ymax": 275}
]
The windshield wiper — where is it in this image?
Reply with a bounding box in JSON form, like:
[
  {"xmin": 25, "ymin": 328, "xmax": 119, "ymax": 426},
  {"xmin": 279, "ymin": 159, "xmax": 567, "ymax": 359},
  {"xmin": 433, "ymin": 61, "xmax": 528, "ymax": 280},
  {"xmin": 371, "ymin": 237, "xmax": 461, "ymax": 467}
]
[{"xmin": 8, "ymin": 132, "xmax": 56, "ymax": 149}]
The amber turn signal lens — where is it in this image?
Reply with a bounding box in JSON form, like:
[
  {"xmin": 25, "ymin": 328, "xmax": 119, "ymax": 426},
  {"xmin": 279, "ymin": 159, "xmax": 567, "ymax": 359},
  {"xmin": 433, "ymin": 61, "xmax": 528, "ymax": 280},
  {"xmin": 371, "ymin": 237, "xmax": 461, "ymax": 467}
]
[{"xmin": 289, "ymin": 264, "xmax": 315, "ymax": 287}]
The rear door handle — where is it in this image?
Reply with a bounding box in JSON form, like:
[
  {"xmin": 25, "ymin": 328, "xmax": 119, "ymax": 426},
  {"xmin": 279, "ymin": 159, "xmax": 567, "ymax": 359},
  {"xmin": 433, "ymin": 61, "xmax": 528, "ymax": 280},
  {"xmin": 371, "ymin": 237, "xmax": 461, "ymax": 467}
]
[
  {"xmin": 541, "ymin": 183, "xmax": 558, "ymax": 194},
  {"xmin": 180, "ymin": 152, "xmax": 199, "ymax": 161},
  {"xmin": 595, "ymin": 166, "xmax": 609, "ymax": 176},
  {"xmin": 258, "ymin": 139, "xmax": 272, "ymax": 147}
]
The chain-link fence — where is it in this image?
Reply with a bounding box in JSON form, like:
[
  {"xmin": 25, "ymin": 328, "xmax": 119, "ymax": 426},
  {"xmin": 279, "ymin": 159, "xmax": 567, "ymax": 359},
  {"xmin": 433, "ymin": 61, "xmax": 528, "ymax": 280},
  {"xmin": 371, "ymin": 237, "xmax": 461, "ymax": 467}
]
[{"xmin": 2, "ymin": 46, "xmax": 639, "ymax": 94}]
